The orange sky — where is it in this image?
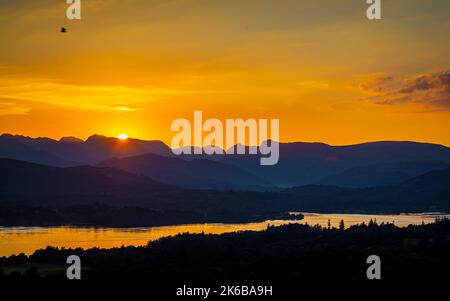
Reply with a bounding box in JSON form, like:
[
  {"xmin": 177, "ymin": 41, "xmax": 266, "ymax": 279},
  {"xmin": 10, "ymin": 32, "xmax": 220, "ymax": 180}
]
[{"xmin": 0, "ymin": 0, "xmax": 449, "ymax": 146}]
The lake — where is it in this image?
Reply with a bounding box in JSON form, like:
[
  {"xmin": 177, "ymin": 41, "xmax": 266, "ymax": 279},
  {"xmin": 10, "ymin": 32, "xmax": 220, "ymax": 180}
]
[{"xmin": 0, "ymin": 212, "xmax": 448, "ymax": 257}]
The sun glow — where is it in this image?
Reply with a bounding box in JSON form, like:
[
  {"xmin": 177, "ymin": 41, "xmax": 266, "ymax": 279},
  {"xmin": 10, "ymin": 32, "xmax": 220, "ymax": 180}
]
[{"xmin": 118, "ymin": 133, "xmax": 129, "ymax": 140}]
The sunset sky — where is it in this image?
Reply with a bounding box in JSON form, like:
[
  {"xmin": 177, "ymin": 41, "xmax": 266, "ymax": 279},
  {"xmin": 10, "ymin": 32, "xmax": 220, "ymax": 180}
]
[{"xmin": 0, "ymin": 0, "xmax": 449, "ymax": 146}]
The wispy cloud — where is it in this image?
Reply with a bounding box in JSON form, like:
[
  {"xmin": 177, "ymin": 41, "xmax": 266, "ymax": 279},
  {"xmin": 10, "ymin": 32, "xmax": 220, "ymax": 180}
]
[
  {"xmin": 0, "ymin": 78, "xmax": 209, "ymax": 112},
  {"xmin": 296, "ymin": 81, "xmax": 330, "ymax": 90},
  {"xmin": 360, "ymin": 71, "xmax": 450, "ymax": 109},
  {"xmin": 0, "ymin": 100, "xmax": 30, "ymax": 116}
]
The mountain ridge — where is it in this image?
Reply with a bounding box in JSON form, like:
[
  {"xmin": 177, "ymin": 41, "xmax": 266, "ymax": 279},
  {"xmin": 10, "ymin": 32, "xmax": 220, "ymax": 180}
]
[
  {"xmin": 98, "ymin": 153, "xmax": 272, "ymax": 190},
  {"xmin": 2, "ymin": 133, "xmax": 450, "ymax": 189},
  {"xmin": 0, "ymin": 158, "xmax": 173, "ymax": 201},
  {"xmin": 1, "ymin": 158, "xmax": 450, "ymax": 227}
]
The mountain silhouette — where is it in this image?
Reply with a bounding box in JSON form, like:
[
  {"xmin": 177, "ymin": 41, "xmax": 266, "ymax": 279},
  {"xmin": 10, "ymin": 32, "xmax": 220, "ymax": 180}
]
[
  {"xmin": 2, "ymin": 133, "xmax": 450, "ymax": 189},
  {"xmin": 99, "ymin": 153, "xmax": 272, "ymax": 190},
  {"xmin": 207, "ymin": 141, "xmax": 450, "ymax": 187},
  {"xmin": 317, "ymin": 160, "xmax": 449, "ymax": 188},
  {"xmin": 0, "ymin": 158, "xmax": 172, "ymax": 200},
  {"xmin": 0, "ymin": 134, "xmax": 172, "ymax": 165},
  {"xmin": 0, "ymin": 134, "xmax": 72, "ymax": 166},
  {"xmin": 59, "ymin": 136, "xmax": 84, "ymax": 143},
  {"xmin": 1, "ymin": 157, "xmax": 450, "ymax": 226},
  {"xmin": 285, "ymin": 167, "xmax": 450, "ymax": 212}
]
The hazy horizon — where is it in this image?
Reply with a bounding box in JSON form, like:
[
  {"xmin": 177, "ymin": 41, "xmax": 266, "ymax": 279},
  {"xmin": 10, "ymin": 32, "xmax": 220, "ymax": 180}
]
[{"xmin": 2, "ymin": 131, "xmax": 450, "ymax": 148}]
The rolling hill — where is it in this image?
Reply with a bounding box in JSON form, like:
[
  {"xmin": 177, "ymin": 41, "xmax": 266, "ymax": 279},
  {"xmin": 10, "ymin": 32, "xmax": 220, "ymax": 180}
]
[
  {"xmin": 208, "ymin": 141, "xmax": 450, "ymax": 187},
  {"xmin": 317, "ymin": 160, "xmax": 449, "ymax": 188},
  {"xmin": 0, "ymin": 158, "xmax": 172, "ymax": 199},
  {"xmin": 2, "ymin": 133, "xmax": 450, "ymax": 189},
  {"xmin": 285, "ymin": 167, "xmax": 450, "ymax": 212},
  {"xmin": 98, "ymin": 153, "xmax": 272, "ymax": 190},
  {"xmin": 1, "ymin": 157, "xmax": 449, "ymax": 226}
]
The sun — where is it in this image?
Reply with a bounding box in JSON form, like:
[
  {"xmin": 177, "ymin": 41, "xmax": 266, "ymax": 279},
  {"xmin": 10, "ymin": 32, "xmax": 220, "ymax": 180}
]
[{"xmin": 118, "ymin": 133, "xmax": 129, "ymax": 140}]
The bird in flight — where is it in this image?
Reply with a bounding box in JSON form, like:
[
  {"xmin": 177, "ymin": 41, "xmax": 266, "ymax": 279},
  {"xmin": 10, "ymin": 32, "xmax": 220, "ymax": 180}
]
[{"xmin": 61, "ymin": 27, "xmax": 67, "ymax": 33}]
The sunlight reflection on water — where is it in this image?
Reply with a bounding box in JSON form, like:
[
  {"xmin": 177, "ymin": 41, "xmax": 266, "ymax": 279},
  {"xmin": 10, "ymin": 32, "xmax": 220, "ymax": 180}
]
[{"xmin": 0, "ymin": 213, "xmax": 448, "ymax": 256}]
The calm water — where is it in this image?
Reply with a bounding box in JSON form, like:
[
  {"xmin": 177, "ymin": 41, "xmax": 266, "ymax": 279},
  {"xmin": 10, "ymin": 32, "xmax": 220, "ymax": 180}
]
[{"xmin": 0, "ymin": 213, "xmax": 448, "ymax": 257}]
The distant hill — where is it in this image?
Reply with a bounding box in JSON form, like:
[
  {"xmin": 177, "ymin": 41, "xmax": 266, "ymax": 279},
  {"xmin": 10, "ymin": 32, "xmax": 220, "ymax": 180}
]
[
  {"xmin": 397, "ymin": 166, "xmax": 450, "ymax": 198},
  {"xmin": 4, "ymin": 157, "xmax": 447, "ymax": 212},
  {"xmin": 2, "ymin": 133, "xmax": 450, "ymax": 189},
  {"xmin": 207, "ymin": 141, "xmax": 450, "ymax": 187},
  {"xmin": 0, "ymin": 159, "xmax": 172, "ymax": 200},
  {"xmin": 0, "ymin": 158, "xmax": 289, "ymax": 226},
  {"xmin": 0, "ymin": 134, "xmax": 172, "ymax": 166},
  {"xmin": 59, "ymin": 136, "xmax": 84, "ymax": 144},
  {"xmin": 317, "ymin": 160, "xmax": 450, "ymax": 188},
  {"xmin": 285, "ymin": 167, "xmax": 450, "ymax": 212},
  {"xmin": 0, "ymin": 135, "xmax": 71, "ymax": 166},
  {"xmin": 1, "ymin": 158, "xmax": 449, "ymax": 226},
  {"xmin": 99, "ymin": 153, "xmax": 272, "ymax": 190}
]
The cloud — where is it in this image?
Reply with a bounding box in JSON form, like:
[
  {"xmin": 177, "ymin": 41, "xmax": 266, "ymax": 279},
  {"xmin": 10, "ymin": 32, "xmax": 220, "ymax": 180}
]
[
  {"xmin": 297, "ymin": 81, "xmax": 330, "ymax": 90},
  {"xmin": 358, "ymin": 72, "xmax": 395, "ymax": 94},
  {"xmin": 0, "ymin": 77, "xmax": 211, "ymax": 112},
  {"xmin": 360, "ymin": 71, "xmax": 450, "ymax": 108},
  {"xmin": 0, "ymin": 100, "xmax": 30, "ymax": 116}
]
